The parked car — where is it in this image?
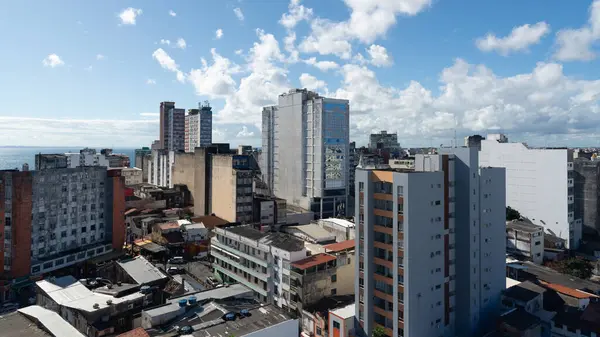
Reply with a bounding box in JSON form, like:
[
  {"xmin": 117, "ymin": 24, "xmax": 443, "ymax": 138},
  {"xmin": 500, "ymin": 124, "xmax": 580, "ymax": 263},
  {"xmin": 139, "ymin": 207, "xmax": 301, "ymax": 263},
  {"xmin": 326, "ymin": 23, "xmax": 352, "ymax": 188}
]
[
  {"xmin": 167, "ymin": 266, "xmax": 185, "ymax": 275},
  {"xmin": 168, "ymin": 256, "xmax": 185, "ymax": 264}
]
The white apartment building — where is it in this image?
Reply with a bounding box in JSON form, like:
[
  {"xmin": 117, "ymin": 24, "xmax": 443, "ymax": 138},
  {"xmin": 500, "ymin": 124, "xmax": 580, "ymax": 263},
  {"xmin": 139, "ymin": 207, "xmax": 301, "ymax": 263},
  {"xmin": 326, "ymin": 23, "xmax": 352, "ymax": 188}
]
[
  {"xmin": 148, "ymin": 149, "xmax": 174, "ymax": 188},
  {"xmin": 479, "ymin": 134, "xmax": 581, "ymax": 249},
  {"xmin": 65, "ymin": 148, "xmax": 109, "ymax": 168},
  {"xmin": 184, "ymin": 103, "xmax": 212, "ymax": 152},
  {"xmin": 262, "ymin": 89, "xmax": 350, "ymax": 219},
  {"xmin": 211, "ymin": 226, "xmax": 307, "ymax": 308},
  {"xmin": 356, "ymin": 146, "xmax": 506, "ymax": 337}
]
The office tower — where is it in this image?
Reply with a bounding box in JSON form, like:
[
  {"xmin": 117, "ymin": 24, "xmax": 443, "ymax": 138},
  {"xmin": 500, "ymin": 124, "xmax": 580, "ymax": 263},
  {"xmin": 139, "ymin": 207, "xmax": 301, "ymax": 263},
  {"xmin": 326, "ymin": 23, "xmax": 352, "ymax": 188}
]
[
  {"xmin": 159, "ymin": 101, "xmax": 175, "ymax": 149},
  {"xmin": 355, "ymin": 147, "xmax": 506, "ymax": 337},
  {"xmin": 0, "ymin": 167, "xmax": 125, "ymax": 300},
  {"xmin": 479, "ymin": 133, "xmax": 581, "ymax": 249},
  {"xmin": 368, "ymin": 131, "xmax": 401, "ymax": 152},
  {"xmin": 261, "ymin": 106, "xmax": 277, "ymax": 194},
  {"xmin": 184, "ymin": 102, "xmax": 213, "ymax": 152},
  {"xmin": 262, "ymin": 89, "xmax": 350, "ymax": 219},
  {"xmin": 168, "ymin": 108, "xmax": 185, "ymax": 152}
]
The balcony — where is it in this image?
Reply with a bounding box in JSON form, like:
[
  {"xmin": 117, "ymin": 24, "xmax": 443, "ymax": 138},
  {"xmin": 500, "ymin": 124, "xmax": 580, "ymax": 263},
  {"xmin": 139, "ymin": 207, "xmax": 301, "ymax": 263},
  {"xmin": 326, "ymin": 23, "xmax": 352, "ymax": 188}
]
[
  {"xmin": 213, "ymin": 264, "xmax": 268, "ymax": 297},
  {"xmin": 211, "ymin": 238, "xmax": 268, "ymax": 268},
  {"xmin": 568, "ymin": 179, "xmax": 574, "ymax": 188}
]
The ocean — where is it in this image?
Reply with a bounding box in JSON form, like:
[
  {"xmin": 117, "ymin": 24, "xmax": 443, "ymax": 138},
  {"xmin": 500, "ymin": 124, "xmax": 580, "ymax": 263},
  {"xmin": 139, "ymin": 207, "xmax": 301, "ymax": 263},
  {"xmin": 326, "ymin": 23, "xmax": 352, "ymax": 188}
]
[{"xmin": 0, "ymin": 147, "xmax": 137, "ymax": 170}]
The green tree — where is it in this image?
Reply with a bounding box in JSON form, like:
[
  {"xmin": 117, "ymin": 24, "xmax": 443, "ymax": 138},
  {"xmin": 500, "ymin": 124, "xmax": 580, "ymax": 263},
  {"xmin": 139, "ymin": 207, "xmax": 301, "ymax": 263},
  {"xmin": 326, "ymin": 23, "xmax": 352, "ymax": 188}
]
[
  {"xmin": 506, "ymin": 206, "xmax": 521, "ymax": 221},
  {"xmin": 373, "ymin": 326, "xmax": 387, "ymax": 337},
  {"xmin": 556, "ymin": 258, "xmax": 593, "ymax": 279}
]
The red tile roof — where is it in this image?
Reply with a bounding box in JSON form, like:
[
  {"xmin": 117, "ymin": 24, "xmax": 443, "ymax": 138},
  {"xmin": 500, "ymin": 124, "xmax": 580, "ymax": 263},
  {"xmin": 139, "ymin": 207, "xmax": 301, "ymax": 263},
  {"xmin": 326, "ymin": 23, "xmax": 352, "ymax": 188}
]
[
  {"xmin": 117, "ymin": 328, "xmax": 150, "ymax": 337},
  {"xmin": 190, "ymin": 215, "xmax": 229, "ymax": 229},
  {"xmin": 323, "ymin": 240, "xmax": 355, "ymax": 252},
  {"xmin": 540, "ymin": 281, "xmax": 598, "ymax": 299},
  {"xmin": 292, "ymin": 253, "xmax": 336, "ymax": 270}
]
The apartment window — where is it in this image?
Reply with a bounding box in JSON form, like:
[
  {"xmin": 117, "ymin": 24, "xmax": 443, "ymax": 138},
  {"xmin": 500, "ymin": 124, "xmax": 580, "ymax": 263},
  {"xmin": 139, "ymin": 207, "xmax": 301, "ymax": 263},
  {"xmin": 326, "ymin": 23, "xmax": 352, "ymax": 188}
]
[
  {"xmin": 333, "ymin": 321, "xmax": 341, "ymax": 329},
  {"xmin": 435, "ymin": 200, "xmax": 441, "ymax": 205},
  {"xmin": 397, "ymin": 185, "xmax": 404, "ymax": 196},
  {"xmin": 331, "ymin": 275, "xmax": 337, "ymax": 282},
  {"xmin": 359, "ymin": 182, "xmax": 364, "ymax": 192}
]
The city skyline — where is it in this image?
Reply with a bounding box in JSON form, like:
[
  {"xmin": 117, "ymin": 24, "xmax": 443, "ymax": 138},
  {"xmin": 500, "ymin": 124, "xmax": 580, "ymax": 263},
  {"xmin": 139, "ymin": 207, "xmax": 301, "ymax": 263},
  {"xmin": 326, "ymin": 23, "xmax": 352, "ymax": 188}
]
[{"xmin": 1, "ymin": 1, "xmax": 600, "ymax": 148}]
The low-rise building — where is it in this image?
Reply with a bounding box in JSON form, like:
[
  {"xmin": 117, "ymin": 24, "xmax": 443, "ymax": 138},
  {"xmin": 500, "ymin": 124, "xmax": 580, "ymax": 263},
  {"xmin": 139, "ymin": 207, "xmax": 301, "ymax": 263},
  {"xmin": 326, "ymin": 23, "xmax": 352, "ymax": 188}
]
[
  {"xmin": 290, "ymin": 253, "xmax": 341, "ymax": 313},
  {"xmin": 507, "ymin": 220, "xmax": 545, "ymax": 265},
  {"xmin": 119, "ymin": 168, "xmax": 143, "ymax": 186},
  {"xmin": 284, "ymin": 224, "xmax": 337, "ymax": 244},
  {"xmin": 329, "ymin": 302, "xmax": 356, "ymax": 337},
  {"xmin": 116, "ymin": 256, "xmax": 168, "ymax": 287},
  {"xmin": 0, "ymin": 305, "xmax": 85, "ymax": 337},
  {"xmin": 300, "ymin": 295, "xmax": 355, "ymax": 337},
  {"xmin": 318, "ymin": 218, "xmax": 356, "ymax": 242}
]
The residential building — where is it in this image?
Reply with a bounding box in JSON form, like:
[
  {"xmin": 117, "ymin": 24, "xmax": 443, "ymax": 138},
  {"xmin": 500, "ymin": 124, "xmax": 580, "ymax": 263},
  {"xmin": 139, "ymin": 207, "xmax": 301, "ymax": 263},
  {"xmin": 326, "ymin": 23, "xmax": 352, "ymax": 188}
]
[
  {"xmin": 184, "ymin": 102, "xmax": 212, "ymax": 152},
  {"xmin": 238, "ymin": 145, "xmax": 253, "ymax": 154},
  {"xmin": 252, "ymin": 195, "xmax": 287, "ymax": 226},
  {"xmin": 168, "ymin": 108, "xmax": 185, "ymax": 152},
  {"xmin": 573, "ymin": 157, "xmax": 600, "ymax": 235},
  {"xmin": 355, "ymin": 146, "xmax": 506, "ymax": 337},
  {"xmin": 159, "ymin": 101, "xmax": 175, "ymax": 150},
  {"xmin": 506, "ymin": 220, "xmax": 545, "ymax": 265},
  {"xmin": 300, "ymin": 295, "xmax": 355, "ymax": 337},
  {"xmin": 480, "ymin": 134, "xmax": 581, "ymax": 249},
  {"xmin": 329, "ymin": 303, "xmax": 356, "ymax": 337},
  {"xmin": 35, "ymin": 275, "xmax": 152, "ymax": 337},
  {"xmin": 0, "ymin": 166, "xmax": 125, "ymax": 300},
  {"xmin": 35, "ymin": 154, "xmax": 68, "ymax": 170},
  {"xmin": 117, "ymin": 167, "xmax": 143, "ymax": 186},
  {"xmin": 65, "ymin": 148, "xmax": 109, "ymax": 168},
  {"xmin": 262, "ymin": 89, "xmax": 350, "ymax": 219},
  {"xmin": 134, "ymin": 147, "xmax": 151, "ymax": 169},
  {"xmin": 211, "ymin": 154, "xmax": 254, "ymax": 223},
  {"xmin": 368, "ymin": 131, "xmax": 401, "ymax": 152},
  {"xmin": 318, "ymin": 218, "xmax": 356, "ymax": 242},
  {"xmin": 323, "ymin": 239, "xmax": 356, "ymax": 296},
  {"xmin": 464, "ymin": 135, "xmax": 485, "ymax": 150},
  {"xmin": 211, "ymin": 225, "xmax": 307, "ymax": 306},
  {"xmin": 148, "ymin": 149, "xmax": 174, "ymax": 188},
  {"xmin": 0, "ymin": 305, "xmax": 86, "ymax": 337},
  {"xmin": 101, "ymin": 149, "xmax": 131, "ymax": 168}
]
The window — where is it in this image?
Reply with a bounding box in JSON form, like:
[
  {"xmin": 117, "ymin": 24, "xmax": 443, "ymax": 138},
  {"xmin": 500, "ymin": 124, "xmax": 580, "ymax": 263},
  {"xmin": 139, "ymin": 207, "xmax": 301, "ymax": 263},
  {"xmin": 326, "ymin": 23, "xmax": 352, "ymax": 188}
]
[
  {"xmin": 331, "ymin": 289, "xmax": 337, "ymax": 295},
  {"xmin": 435, "ymin": 200, "xmax": 441, "ymax": 205},
  {"xmin": 331, "ymin": 274, "xmax": 337, "ymax": 282},
  {"xmin": 397, "ymin": 185, "xmax": 403, "ymax": 196},
  {"xmin": 333, "ymin": 321, "xmax": 341, "ymax": 329},
  {"xmin": 316, "ymin": 327, "xmax": 323, "ymax": 336}
]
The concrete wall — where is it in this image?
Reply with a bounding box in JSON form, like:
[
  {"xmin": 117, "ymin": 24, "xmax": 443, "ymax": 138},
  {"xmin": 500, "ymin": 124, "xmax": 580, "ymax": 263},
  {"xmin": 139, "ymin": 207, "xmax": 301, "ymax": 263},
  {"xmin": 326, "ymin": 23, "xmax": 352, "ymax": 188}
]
[
  {"xmin": 211, "ymin": 155, "xmax": 236, "ymax": 222},
  {"xmin": 125, "ymin": 199, "xmax": 166, "ymax": 210},
  {"xmin": 334, "ymin": 251, "xmax": 355, "ymax": 296},
  {"xmin": 172, "ymin": 152, "xmax": 196, "ymax": 204},
  {"xmin": 573, "ymin": 158, "xmax": 600, "ymax": 234}
]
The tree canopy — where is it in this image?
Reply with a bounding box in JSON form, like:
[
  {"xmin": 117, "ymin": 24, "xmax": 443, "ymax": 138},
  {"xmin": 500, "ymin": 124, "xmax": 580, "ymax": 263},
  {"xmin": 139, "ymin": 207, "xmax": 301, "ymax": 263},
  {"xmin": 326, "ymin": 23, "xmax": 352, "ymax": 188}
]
[{"xmin": 506, "ymin": 206, "xmax": 521, "ymax": 221}]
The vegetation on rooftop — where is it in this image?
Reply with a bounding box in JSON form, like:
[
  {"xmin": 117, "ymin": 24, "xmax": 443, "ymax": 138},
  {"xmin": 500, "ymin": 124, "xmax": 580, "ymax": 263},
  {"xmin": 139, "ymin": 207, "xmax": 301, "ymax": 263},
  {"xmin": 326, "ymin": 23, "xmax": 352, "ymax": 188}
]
[
  {"xmin": 548, "ymin": 258, "xmax": 594, "ymax": 280},
  {"xmin": 506, "ymin": 206, "xmax": 521, "ymax": 221}
]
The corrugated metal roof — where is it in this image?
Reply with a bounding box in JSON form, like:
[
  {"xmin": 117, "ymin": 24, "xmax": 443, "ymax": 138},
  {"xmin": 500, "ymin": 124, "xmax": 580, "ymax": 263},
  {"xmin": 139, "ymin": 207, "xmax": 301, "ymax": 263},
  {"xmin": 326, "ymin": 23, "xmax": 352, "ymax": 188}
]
[
  {"xmin": 292, "ymin": 254, "xmax": 337, "ymax": 270},
  {"xmin": 18, "ymin": 305, "xmax": 85, "ymax": 337},
  {"xmin": 117, "ymin": 256, "xmax": 167, "ymax": 284},
  {"xmin": 323, "ymin": 240, "xmax": 355, "ymax": 252}
]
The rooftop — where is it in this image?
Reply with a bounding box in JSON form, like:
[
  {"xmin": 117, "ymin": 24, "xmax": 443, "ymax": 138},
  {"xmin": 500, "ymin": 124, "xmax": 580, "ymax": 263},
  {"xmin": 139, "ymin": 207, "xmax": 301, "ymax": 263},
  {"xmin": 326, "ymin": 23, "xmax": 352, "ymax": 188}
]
[
  {"xmin": 303, "ymin": 295, "xmax": 355, "ymax": 316},
  {"xmin": 158, "ymin": 222, "xmax": 180, "ymax": 231},
  {"xmin": 36, "ymin": 276, "xmax": 145, "ymax": 313},
  {"xmin": 194, "ymin": 304, "xmax": 293, "ymax": 337},
  {"xmin": 503, "ymin": 282, "xmax": 543, "ymax": 303},
  {"xmin": 117, "ymin": 256, "xmax": 167, "ymax": 284},
  {"xmin": 17, "ymin": 305, "xmax": 85, "ymax": 337},
  {"xmin": 117, "ymin": 327, "xmax": 150, "ymax": 337},
  {"xmin": 224, "ymin": 226, "xmax": 305, "ymax": 251},
  {"xmin": 287, "ymin": 224, "xmax": 336, "ymax": 242},
  {"xmin": 500, "ymin": 308, "xmax": 540, "ymax": 331},
  {"xmin": 540, "ymin": 281, "xmax": 598, "ymax": 299},
  {"xmin": 323, "ymin": 240, "xmax": 355, "ymax": 253},
  {"xmin": 292, "ymin": 253, "xmax": 336, "ymax": 270},
  {"xmin": 506, "ymin": 220, "xmax": 544, "ymax": 233},
  {"xmin": 508, "ymin": 261, "xmax": 600, "ymax": 294},
  {"xmin": 320, "ymin": 218, "xmax": 355, "ymax": 228},
  {"xmin": 190, "ymin": 215, "xmax": 229, "ymax": 230},
  {"xmin": 0, "ymin": 311, "xmax": 52, "ymax": 337},
  {"xmin": 134, "ymin": 240, "xmax": 168, "ymax": 253},
  {"xmin": 170, "ymin": 284, "xmax": 253, "ymax": 303},
  {"xmin": 330, "ymin": 302, "xmax": 355, "ymax": 319}
]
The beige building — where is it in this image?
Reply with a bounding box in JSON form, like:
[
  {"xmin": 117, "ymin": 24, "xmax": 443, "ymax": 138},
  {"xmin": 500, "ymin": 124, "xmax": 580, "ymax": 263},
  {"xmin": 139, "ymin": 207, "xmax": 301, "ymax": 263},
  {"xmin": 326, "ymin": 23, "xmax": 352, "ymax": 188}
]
[
  {"xmin": 171, "ymin": 148, "xmax": 211, "ymax": 215},
  {"xmin": 121, "ymin": 167, "xmax": 143, "ymax": 185},
  {"xmin": 323, "ymin": 240, "xmax": 356, "ymax": 296},
  {"xmin": 211, "ymin": 154, "xmax": 254, "ymax": 223}
]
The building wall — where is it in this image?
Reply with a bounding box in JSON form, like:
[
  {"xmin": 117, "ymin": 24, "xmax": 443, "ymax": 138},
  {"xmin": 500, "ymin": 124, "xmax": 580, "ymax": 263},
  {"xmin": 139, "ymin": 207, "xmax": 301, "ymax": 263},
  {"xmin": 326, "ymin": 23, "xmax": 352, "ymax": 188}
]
[
  {"xmin": 272, "ymin": 246, "xmax": 307, "ymax": 310},
  {"xmin": 506, "ymin": 227, "xmax": 544, "ymax": 265},
  {"xmin": 159, "ymin": 101, "xmax": 175, "ymax": 150},
  {"xmin": 211, "ymin": 156, "xmax": 236, "ymax": 222},
  {"xmin": 10, "ymin": 172, "xmax": 33, "ymax": 278},
  {"xmin": 480, "ymin": 139, "xmax": 579, "ymax": 249},
  {"xmin": 172, "ymin": 152, "xmax": 196, "ymax": 204},
  {"xmin": 329, "ymin": 313, "xmax": 354, "ymax": 337},
  {"xmin": 262, "ymin": 106, "xmax": 276, "ymax": 193},
  {"xmin": 121, "ymin": 168, "xmax": 143, "ymax": 186},
  {"xmin": 65, "ymin": 152, "xmax": 109, "ymax": 168},
  {"xmin": 573, "ymin": 158, "xmax": 600, "ymax": 234},
  {"xmin": 110, "ymin": 173, "xmax": 126, "ymax": 250},
  {"xmin": 333, "ymin": 251, "xmax": 355, "ymax": 296}
]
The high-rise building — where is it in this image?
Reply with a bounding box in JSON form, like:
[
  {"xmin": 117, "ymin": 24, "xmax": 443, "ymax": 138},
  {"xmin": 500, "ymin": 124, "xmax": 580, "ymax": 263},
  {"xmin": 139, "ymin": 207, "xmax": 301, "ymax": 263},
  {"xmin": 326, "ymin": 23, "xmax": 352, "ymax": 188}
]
[
  {"xmin": 0, "ymin": 166, "xmax": 125, "ymax": 300},
  {"xmin": 573, "ymin": 158, "xmax": 600, "ymax": 235},
  {"xmin": 355, "ymin": 147, "xmax": 506, "ymax": 337},
  {"xmin": 65, "ymin": 148, "xmax": 109, "ymax": 168},
  {"xmin": 134, "ymin": 147, "xmax": 151, "ymax": 168},
  {"xmin": 262, "ymin": 89, "xmax": 350, "ymax": 219},
  {"xmin": 368, "ymin": 131, "xmax": 401, "ymax": 152},
  {"xmin": 184, "ymin": 102, "xmax": 212, "ymax": 152},
  {"xmin": 168, "ymin": 108, "xmax": 185, "ymax": 152},
  {"xmin": 159, "ymin": 101, "xmax": 175, "ymax": 150},
  {"xmin": 210, "ymin": 154, "xmax": 255, "ymax": 223},
  {"xmin": 479, "ymin": 133, "xmax": 581, "ymax": 249}
]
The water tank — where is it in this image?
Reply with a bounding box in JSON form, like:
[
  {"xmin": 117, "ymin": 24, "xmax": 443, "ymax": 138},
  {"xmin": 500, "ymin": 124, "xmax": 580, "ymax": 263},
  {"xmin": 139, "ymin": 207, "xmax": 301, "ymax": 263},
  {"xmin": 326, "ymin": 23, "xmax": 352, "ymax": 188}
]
[
  {"xmin": 178, "ymin": 299, "xmax": 187, "ymax": 308},
  {"xmin": 188, "ymin": 296, "xmax": 197, "ymax": 305}
]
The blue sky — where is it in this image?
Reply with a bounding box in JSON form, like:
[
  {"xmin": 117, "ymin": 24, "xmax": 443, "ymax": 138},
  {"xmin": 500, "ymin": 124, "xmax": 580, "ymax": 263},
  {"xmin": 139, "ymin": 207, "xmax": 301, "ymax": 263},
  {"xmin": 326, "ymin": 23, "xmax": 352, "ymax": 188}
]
[{"xmin": 1, "ymin": 0, "xmax": 599, "ymax": 148}]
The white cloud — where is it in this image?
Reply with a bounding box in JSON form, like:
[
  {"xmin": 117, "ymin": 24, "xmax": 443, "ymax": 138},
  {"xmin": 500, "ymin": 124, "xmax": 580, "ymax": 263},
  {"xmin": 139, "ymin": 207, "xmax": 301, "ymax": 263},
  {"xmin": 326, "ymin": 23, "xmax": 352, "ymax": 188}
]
[
  {"xmin": 476, "ymin": 22, "xmax": 550, "ymax": 55},
  {"xmin": 553, "ymin": 0, "xmax": 600, "ymax": 61},
  {"xmin": 367, "ymin": 44, "xmax": 393, "ymax": 67},
  {"xmin": 160, "ymin": 39, "xmax": 171, "ymax": 45},
  {"xmin": 96, "ymin": 54, "xmax": 104, "ymax": 60},
  {"xmin": 176, "ymin": 38, "xmax": 187, "ymax": 49},
  {"xmin": 151, "ymin": 48, "xmax": 185, "ymax": 83},
  {"xmin": 42, "ymin": 54, "xmax": 64, "ymax": 68},
  {"xmin": 118, "ymin": 7, "xmax": 142, "ymax": 25},
  {"xmin": 304, "ymin": 57, "xmax": 339, "ymax": 71},
  {"xmin": 233, "ymin": 7, "xmax": 244, "ymax": 21},
  {"xmin": 299, "ymin": 73, "xmax": 326, "ymax": 91},
  {"xmin": 216, "ymin": 29, "xmax": 224, "ymax": 39},
  {"xmin": 235, "ymin": 49, "xmax": 243, "ymax": 55},
  {"xmin": 0, "ymin": 116, "xmax": 158, "ymax": 148},
  {"xmin": 188, "ymin": 48, "xmax": 242, "ymax": 98},
  {"xmin": 146, "ymin": 79, "xmax": 156, "ymax": 85},
  {"xmin": 299, "ymin": 0, "xmax": 432, "ymax": 58},
  {"xmin": 169, "ymin": 10, "xmax": 177, "ymax": 17},
  {"xmin": 236, "ymin": 126, "xmax": 255, "ymax": 138},
  {"xmin": 280, "ymin": 0, "xmax": 313, "ymax": 29}
]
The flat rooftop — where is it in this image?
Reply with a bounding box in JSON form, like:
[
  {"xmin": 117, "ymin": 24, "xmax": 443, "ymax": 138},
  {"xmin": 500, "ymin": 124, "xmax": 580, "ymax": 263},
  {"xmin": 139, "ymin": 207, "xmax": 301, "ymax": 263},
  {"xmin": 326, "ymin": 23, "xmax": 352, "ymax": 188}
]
[
  {"xmin": 292, "ymin": 253, "xmax": 336, "ymax": 270},
  {"xmin": 0, "ymin": 311, "xmax": 52, "ymax": 337},
  {"xmin": 506, "ymin": 220, "xmax": 544, "ymax": 233},
  {"xmin": 118, "ymin": 256, "xmax": 167, "ymax": 284},
  {"xmin": 330, "ymin": 302, "xmax": 355, "ymax": 319},
  {"xmin": 324, "ymin": 239, "xmax": 355, "ymax": 253},
  {"xmin": 320, "ymin": 218, "xmax": 355, "ymax": 228},
  {"xmin": 194, "ymin": 304, "xmax": 293, "ymax": 337},
  {"xmin": 224, "ymin": 226, "xmax": 305, "ymax": 251},
  {"xmin": 508, "ymin": 261, "xmax": 600, "ymax": 294},
  {"xmin": 17, "ymin": 305, "xmax": 85, "ymax": 337}
]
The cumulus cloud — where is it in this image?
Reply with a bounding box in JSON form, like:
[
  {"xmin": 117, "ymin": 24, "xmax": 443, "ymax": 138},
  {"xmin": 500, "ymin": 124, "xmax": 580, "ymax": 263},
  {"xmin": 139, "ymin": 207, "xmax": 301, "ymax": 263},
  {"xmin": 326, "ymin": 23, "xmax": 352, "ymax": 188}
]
[
  {"xmin": 160, "ymin": 39, "xmax": 171, "ymax": 45},
  {"xmin": 233, "ymin": 8, "xmax": 244, "ymax": 21},
  {"xmin": 299, "ymin": 73, "xmax": 326, "ymax": 91},
  {"xmin": 304, "ymin": 57, "xmax": 339, "ymax": 71},
  {"xmin": 169, "ymin": 10, "xmax": 176, "ymax": 17},
  {"xmin": 216, "ymin": 29, "xmax": 223, "ymax": 39},
  {"xmin": 476, "ymin": 22, "xmax": 550, "ymax": 55},
  {"xmin": 553, "ymin": 0, "xmax": 600, "ymax": 61},
  {"xmin": 299, "ymin": 0, "xmax": 431, "ymax": 58},
  {"xmin": 176, "ymin": 38, "xmax": 187, "ymax": 49},
  {"xmin": 146, "ymin": 79, "xmax": 156, "ymax": 85},
  {"xmin": 151, "ymin": 48, "xmax": 184, "ymax": 82},
  {"xmin": 280, "ymin": 0, "xmax": 313, "ymax": 29},
  {"xmin": 118, "ymin": 7, "xmax": 142, "ymax": 25},
  {"xmin": 188, "ymin": 48, "xmax": 242, "ymax": 98},
  {"xmin": 42, "ymin": 54, "xmax": 64, "ymax": 67},
  {"xmin": 367, "ymin": 44, "xmax": 393, "ymax": 67},
  {"xmin": 237, "ymin": 126, "xmax": 255, "ymax": 138}
]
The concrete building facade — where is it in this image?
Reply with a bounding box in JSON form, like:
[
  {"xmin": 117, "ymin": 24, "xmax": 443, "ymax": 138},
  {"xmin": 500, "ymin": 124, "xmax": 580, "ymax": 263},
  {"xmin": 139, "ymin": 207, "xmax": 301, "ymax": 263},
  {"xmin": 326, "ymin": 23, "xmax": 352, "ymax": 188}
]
[
  {"xmin": 168, "ymin": 108, "xmax": 185, "ymax": 152},
  {"xmin": 506, "ymin": 220, "xmax": 544, "ymax": 265},
  {"xmin": 184, "ymin": 103, "xmax": 212, "ymax": 153},
  {"xmin": 159, "ymin": 101, "xmax": 175, "ymax": 150},
  {"xmin": 210, "ymin": 154, "xmax": 254, "ymax": 223},
  {"xmin": 355, "ymin": 146, "xmax": 506, "ymax": 337},
  {"xmin": 262, "ymin": 89, "xmax": 349, "ymax": 219},
  {"xmin": 148, "ymin": 149, "xmax": 174, "ymax": 188},
  {"xmin": 368, "ymin": 131, "xmax": 401, "ymax": 152},
  {"xmin": 0, "ymin": 166, "xmax": 125, "ymax": 301},
  {"xmin": 65, "ymin": 148, "xmax": 109, "ymax": 168},
  {"xmin": 480, "ymin": 134, "xmax": 581, "ymax": 249},
  {"xmin": 573, "ymin": 158, "xmax": 600, "ymax": 235}
]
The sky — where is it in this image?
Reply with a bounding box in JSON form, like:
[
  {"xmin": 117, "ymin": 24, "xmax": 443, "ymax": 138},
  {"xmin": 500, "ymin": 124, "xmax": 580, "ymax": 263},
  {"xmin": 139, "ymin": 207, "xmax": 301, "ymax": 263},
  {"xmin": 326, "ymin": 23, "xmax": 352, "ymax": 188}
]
[{"xmin": 1, "ymin": 0, "xmax": 600, "ymax": 148}]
